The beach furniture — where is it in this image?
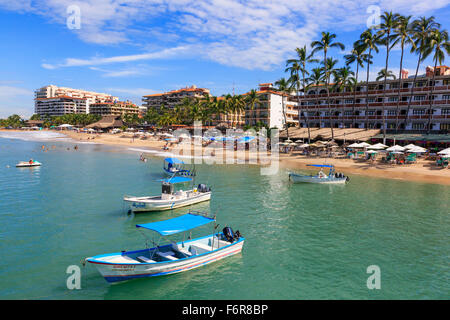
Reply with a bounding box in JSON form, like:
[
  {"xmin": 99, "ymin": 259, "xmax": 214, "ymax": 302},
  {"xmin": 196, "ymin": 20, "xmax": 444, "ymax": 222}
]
[
  {"xmin": 85, "ymin": 212, "xmax": 245, "ymax": 282},
  {"xmin": 289, "ymin": 164, "xmax": 349, "ymax": 184},
  {"xmin": 124, "ymin": 176, "xmax": 211, "ymax": 212}
]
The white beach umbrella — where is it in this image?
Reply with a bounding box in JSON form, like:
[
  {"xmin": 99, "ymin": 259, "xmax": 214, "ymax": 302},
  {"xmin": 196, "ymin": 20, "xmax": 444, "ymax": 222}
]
[
  {"xmin": 404, "ymin": 144, "xmax": 418, "ymax": 149},
  {"xmin": 348, "ymin": 142, "xmax": 362, "ymax": 148},
  {"xmin": 407, "ymin": 146, "xmax": 427, "ymax": 153},
  {"xmin": 437, "ymin": 148, "xmax": 450, "ymax": 155},
  {"xmin": 359, "ymin": 142, "xmax": 371, "ymax": 148},
  {"xmin": 386, "ymin": 145, "xmax": 406, "ymax": 152},
  {"xmin": 368, "ymin": 143, "xmax": 387, "ymax": 150},
  {"xmin": 299, "ymin": 143, "xmax": 310, "ymax": 148},
  {"xmin": 366, "ymin": 150, "xmax": 378, "ymax": 154},
  {"xmin": 285, "ymin": 139, "xmax": 293, "ymax": 143}
]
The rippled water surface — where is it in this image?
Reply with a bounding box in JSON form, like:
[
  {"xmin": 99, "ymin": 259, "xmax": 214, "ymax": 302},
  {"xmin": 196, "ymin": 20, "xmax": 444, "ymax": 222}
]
[{"xmin": 0, "ymin": 133, "xmax": 448, "ymax": 299}]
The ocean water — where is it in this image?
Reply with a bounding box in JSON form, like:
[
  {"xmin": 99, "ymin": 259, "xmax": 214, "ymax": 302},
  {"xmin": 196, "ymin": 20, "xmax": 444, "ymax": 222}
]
[{"xmin": 0, "ymin": 132, "xmax": 448, "ymax": 299}]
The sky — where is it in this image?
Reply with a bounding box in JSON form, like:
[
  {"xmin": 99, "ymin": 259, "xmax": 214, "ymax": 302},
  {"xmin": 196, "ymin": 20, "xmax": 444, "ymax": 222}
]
[{"xmin": 0, "ymin": 0, "xmax": 449, "ymax": 118}]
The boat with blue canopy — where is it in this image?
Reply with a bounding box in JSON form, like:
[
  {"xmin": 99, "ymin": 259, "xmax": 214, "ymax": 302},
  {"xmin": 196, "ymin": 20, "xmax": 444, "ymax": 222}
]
[
  {"xmin": 289, "ymin": 164, "xmax": 349, "ymax": 184},
  {"xmin": 85, "ymin": 212, "xmax": 244, "ymax": 283},
  {"xmin": 123, "ymin": 175, "xmax": 211, "ymax": 212},
  {"xmin": 163, "ymin": 157, "xmax": 193, "ymax": 176}
]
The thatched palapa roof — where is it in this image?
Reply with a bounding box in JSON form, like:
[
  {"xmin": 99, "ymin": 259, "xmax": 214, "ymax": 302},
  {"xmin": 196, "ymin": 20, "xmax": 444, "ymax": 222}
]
[
  {"xmin": 86, "ymin": 116, "xmax": 123, "ymax": 129},
  {"xmin": 279, "ymin": 128, "xmax": 380, "ymax": 142}
]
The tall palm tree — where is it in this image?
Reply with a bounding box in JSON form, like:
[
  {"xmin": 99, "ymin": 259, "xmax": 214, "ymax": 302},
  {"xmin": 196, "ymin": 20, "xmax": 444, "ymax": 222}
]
[
  {"xmin": 274, "ymin": 77, "xmax": 291, "ymax": 139},
  {"xmin": 376, "ymin": 68, "xmax": 397, "ymax": 81},
  {"xmin": 321, "ymin": 57, "xmax": 340, "ymax": 128},
  {"xmin": 376, "ymin": 11, "xmax": 401, "ymax": 142},
  {"xmin": 332, "ymin": 66, "xmax": 356, "ymax": 126},
  {"xmin": 358, "ymin": 28, "xmax": 379, "ymax": 130},
  {"xmin": 404, "ymin": 16, "xmax": 440, "ymax": 129},
  {"xmin": 286, "ymin": 46, "xmax": 319, "ymax": 142},
  {"xmin": 391, "ymin": 15, "xmax": 415, "ymax": 132},
  {"xmin": 245, "ymin": 89, "xmax": 261, "ymax": 128},
  {"xmin": 311, "ymin": 32, "xmax": 345, "ymax": 139},
  {"xmin": 345, "ymin": 42, "xmax": 370, "ymax": 127},
  {"xmin": 306, "ymin": 67, "xmax": 325, "ymax": 128},
  {"xmin": 424, "ymin": 29, "xmax": 450, "ymax": 133}
]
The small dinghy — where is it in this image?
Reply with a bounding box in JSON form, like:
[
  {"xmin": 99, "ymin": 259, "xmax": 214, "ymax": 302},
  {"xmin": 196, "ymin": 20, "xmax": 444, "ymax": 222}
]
[
  {"xmin": 16, "ymin": 160, "xmax": 41, "ymax": 167},
  {"xmin": 289, "ymin": 164, "xmax": 349, "ymax": 184},
  {"xmin": 85, "ymin": 212, "xmax": 245, "ymax": 283},
  {"xmin": 124, "ymin": 176, "xmax": 211, "ymax": 212}
]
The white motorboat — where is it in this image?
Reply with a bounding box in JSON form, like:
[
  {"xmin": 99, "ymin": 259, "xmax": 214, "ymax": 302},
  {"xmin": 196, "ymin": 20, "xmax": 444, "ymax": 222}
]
[
  {"xmin": 85, "ymin": 212, "xmax": 245, "ymax": 283},
  {"xmin": 124, "ymin": 176, "xmax": 211, "ymax": 212},
  {"xmin": 16, "ymin": 160, "xmax": 41, "ymax": 167},
  {"xmin": 289, "ymin": 164, "xmax": 349, "ymax": 184}
]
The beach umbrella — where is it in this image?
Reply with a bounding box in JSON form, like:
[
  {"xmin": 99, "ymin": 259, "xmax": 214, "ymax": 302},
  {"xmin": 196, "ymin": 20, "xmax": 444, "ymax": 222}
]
[
  {"xmin": 359, "ymin": 142, "xmax": 371, "ymax": 148},
  {"xmin": 386, "ymin": 145, "xmax": 405, "ymax": 152},
  {"xmin": 366, "ymin": 150, "xmax": 378, "ymax": 154},
  {"xmin": 407, "ymin": 146, "xmax": 427, "ymax": 153},
  {"xmin": 367, "ymin": 143, "xmax": 387, "ymax": 150},
  {"xmin": 437, "ymin": 149, "xmax": 450, "ymax": 155},
  {"xmin": 288, "ymin": 142, "xmax": 298, "ymax": 146},
  {"xmin": 298, "ymin": 143, "xmax": 309, "ymax": 148},
  {"xmin": 284, "ymin": 139, "xmax": 293, "ymax": 143},
  {"xmin": 348, "ymin": 142, "xmax": 362, "ymax": 148},
  {"xmin": 404, "ymin": 144, "xmax": 418, "ymax": 149}
]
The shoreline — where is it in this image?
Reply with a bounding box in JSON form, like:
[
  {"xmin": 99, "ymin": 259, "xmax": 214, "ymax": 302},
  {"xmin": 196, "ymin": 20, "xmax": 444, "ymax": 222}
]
[{"xmin": 2, "ymin": 129, "xmax": 449, "ymax": 186}]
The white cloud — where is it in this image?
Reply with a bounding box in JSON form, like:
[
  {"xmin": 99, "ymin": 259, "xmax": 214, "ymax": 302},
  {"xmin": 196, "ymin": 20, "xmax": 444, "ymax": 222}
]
[{"xmin": 2, "ymin": 0, "xmax": 449, "ymax": 70}]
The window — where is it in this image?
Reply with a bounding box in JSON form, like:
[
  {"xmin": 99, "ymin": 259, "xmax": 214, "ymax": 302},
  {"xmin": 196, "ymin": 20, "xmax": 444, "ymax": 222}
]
[
  {"xmin": 387, "ymin": 110, "xmax": 397, "ymax": 115},
  {"xmin": 388, "ymin": 97, "xmax": 398, "ymax": 102},
  {"xmin": 367, "ymin": 98, "xmax": 375, "ymax": 103},
  {"xmin": 442, "ymin": 108, "xmax": 450, "ymax": 115},
  {"xmin": 367, "ymin": 110, "xmax": 376, "ymax": 115},
  {"xmin": 412, "ymin": 109, "xmax": 426, "ymax": 115},
  {"xmin": 441, "ymin": 123, "xmax": 450, "ymax": 130},
  {"xmin": 412, "ymin": 123, "xmax": 425, "ymax": 130},
  {"xmin": 344, "ymin": 111, "xmax": 353, "ymax": 116},
  {"xmin": 344, "ymin": 99, "xmax": 353, "ymax": 104},
  {"xmin": 414, "ymin": 95, "xmax": 426, "ymax": 101},
  {"xmin": 443, "ymin": 95, "xmax": 450, "ymax": 100}
]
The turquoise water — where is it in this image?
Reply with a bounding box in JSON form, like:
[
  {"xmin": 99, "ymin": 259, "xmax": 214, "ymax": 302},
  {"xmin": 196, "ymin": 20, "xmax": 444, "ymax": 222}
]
[{"xmin": 0, "ymin": 133, "xmax": 448, "ymax": 299}]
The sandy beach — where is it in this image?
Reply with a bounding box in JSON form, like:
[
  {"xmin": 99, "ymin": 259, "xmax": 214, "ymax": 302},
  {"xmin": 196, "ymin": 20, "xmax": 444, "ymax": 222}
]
[
  {"xmin": 3, "ymin": 129, "xmax": 449, "ymax": 186},
  {"xmin": 55, "ymin": 130, "xmax": 449, "ymax": 186}
]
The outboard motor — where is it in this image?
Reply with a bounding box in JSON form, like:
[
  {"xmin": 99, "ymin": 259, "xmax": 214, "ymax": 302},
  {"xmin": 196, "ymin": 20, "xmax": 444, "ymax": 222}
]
[{"xmin": 223, "ymin": 227, "xmax": 235, "ymax": 243}]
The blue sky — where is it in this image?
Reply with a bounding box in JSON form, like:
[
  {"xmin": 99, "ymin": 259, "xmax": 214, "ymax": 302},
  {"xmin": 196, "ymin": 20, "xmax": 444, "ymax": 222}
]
[{"xmin": 0, "ymin": 0, "xmax": 449, "ymax": 118}]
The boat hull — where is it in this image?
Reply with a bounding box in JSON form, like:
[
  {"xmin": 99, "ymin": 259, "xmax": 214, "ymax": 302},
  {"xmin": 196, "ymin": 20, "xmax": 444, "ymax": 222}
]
[
  {"xmin": 87, "ymin": 238, "xmax": 244, "ymax": 283},
  {"xmin": 124, "ymin": 192, "xmax": 211, "ymax": 212},
  {"xmin": 16, "ymin": 162, "xmax": 41, "ymax": 167},
  {"xmin": 289, "ymin": 173, "xmax": 347, "ymax": 184}
]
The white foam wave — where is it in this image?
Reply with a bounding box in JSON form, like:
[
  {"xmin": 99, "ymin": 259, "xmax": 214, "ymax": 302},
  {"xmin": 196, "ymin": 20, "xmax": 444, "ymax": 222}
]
[{"xmin": 0, "ymin": 131, "xmax": 70, "ymax": 142}]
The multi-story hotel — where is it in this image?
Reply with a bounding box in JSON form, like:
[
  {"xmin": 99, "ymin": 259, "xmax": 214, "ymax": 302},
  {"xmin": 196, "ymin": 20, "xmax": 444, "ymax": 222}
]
[
  {"xmin": 292, "ymin": 66, "xmax": 450, "ymax": 133},
  {"xmin": 89, "ymin": 101, "xmax": 139, "ymax": 117},
  {"xmin": 244, "ymin": 83, "xmax": 298, "ymax": 130},
  {"xmin": 35, "ymin": 85, "xmax": 119, "ymax": 116},
  {"xmin": 142, "ymin": 85, "xmax": 210, "ymax": 112}
]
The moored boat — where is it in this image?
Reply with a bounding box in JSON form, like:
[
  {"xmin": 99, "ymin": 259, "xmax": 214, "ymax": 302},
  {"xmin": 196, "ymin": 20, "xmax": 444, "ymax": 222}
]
[
  {"xmin": 123, "ymin": 176, "xmax": 211, "ymax": 212},
  {"xmin": 289, "ymin": 164, "xmax": 349, "ymax": 184},
  {"xmin": 85, "ymin": 212, "xmax": 244, "ymax": 283},
  {"xmin": 163, "ymin": 157, "xmax": 193, "ymax": 176}
]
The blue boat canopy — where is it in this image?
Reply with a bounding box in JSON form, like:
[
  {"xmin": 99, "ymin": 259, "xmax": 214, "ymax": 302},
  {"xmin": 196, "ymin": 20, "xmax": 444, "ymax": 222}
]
[
  {"xmin": 164, "ymin": 157, "xmax": 184, "ymax": 164},
  {"xmin": 237, "ymin": 136, "xmax": 255, "ymax": 143},
  {"xmin": 307, "ymin": 164, "xmax": 334, "ymax": 168},
  {"xmin": 136, "ymin": 213, "xmax": 215, "ymax": 236},
  {"xmin": 158, "ymin": 176, "xmax": 192, "ymax": 184}
]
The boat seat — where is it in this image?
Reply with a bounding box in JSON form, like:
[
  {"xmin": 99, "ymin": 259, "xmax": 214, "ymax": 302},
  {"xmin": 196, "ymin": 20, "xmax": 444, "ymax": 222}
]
[
  {"xmin": 137, "ymin": 256, "xmax": 156, "ymax": 263},
  {"xmin": 104, "ymin": 255, "xmax": 141, "ymax": 264},
  {"xmin": 171, "ymin": 243, "xmax": 192, "ymax": 257},
  {"xmin": 156, "ymin": 251, "xmax": 178, "ymax": 261},
  {"xmin": 190, "ymin": 243, "xmax": 212, "ymax": 254}
]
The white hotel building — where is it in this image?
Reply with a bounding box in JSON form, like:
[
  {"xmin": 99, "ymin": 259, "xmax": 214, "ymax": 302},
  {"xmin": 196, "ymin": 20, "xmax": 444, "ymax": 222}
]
[{"xmin": 34, "ymin": 85, "xmax": 118, "ymax": 116}]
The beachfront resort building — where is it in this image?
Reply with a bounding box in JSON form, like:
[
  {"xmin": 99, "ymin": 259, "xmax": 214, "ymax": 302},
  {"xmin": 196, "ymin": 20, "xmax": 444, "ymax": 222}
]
[
  {"xmin": 34, "ymin": 85, "xmax": 119, "ymax": 116},
  {"xmin": 142, "ymin": 85, "xmax": 210, "ymax": 112},
  {"xmin": 292, "ymin": 66, "xmax": 450, "ymax": 133},
  {"xmin": 89, "ymin": 101, "xmax": 139, "ymax": 117},
  {"xmin": 243, "ymin": 83, "xmax": 299, "ymax": 130}
]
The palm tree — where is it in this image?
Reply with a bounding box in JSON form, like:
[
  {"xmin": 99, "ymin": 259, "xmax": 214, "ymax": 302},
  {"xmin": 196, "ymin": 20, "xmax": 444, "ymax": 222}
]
[
  {"xmin": 230, "ymin": 95, "xmax": 246, "ymax": 128},
  {"xmin": 404, "ymin": 16, "xmax": 441, "ymax": 129},
  {"xmin": 424, "ymin": 29, "xmax": 450, "ymax": 133},
  {"xmin": 345, "ymin": 42, "xmax": 370, "ymax": 127},
  {"xmin": 332, "ymin": 66, "xmax": 356, "ymax": 126},
  {"xmin": 245, "ymin": 89, "xmax": 261, "ymax": 128},
  {"xmin": 286, "ymin": 46, "xmax": 319, "ymax": 142},
  {"xmin": 306, "ymin": 67, "xmax": 325, "ymax": 128},
  {"xmin": 391, "ymin": 15, "xmax": 415, "ymax": 132},
  {"xmin": 358, "ymin": 28, "xmax": 379, "ymax": 130},
  {"xmin": 321, "ymin": 57, "xmax": 340, "ymax": 127},
  {"xmin": 376, "ymin": 11, "xmax": 401, "ymax": 142},
  {"xmin": 376, "ymin": 68, "xmax": 397, "ymax": 81},
  {"xmin": 274, "ymin": 77, "xmax": 291, "ymax": 139},
  {"xmin": 311, "ymin": 32, "xmax": 345, "ymax": 139}
]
